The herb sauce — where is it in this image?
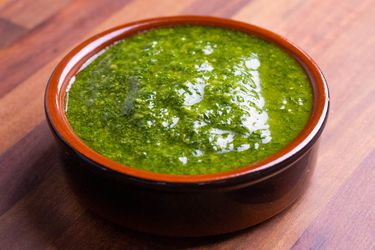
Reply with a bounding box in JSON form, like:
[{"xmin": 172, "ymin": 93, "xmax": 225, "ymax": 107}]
[{"xmin": 66, "ymin": 26, "xmax": 313, "ymax": 175}]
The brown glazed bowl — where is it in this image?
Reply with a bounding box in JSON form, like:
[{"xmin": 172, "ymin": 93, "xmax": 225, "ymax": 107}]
[{"xmin": 45, "ymin": 16, "xmax": 329, "ymax": 237}]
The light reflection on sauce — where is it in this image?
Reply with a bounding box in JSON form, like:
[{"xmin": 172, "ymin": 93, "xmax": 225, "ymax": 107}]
[
  {"xmin": 146, "ymin": 51, "xmax": 271, "ymax": 161},
  {"xmin": 201, "ymin": 53, "xmax": 272, "ymax": 156}
]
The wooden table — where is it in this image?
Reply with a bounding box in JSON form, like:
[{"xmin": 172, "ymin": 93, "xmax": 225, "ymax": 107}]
[{"xmin": 1, "ymin": 0, "xmax": 374, "ymax": 249}]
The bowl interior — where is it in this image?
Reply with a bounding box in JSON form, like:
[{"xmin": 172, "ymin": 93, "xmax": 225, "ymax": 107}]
[{"xmin": 45, "ymin": 16, "xmax": 329, "ymax": 184}]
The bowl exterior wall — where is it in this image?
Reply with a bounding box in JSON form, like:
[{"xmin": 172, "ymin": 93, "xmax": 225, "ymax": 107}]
[{"xmin": 56, "ymin": 135, "xmax": 318, "ymax": 237}]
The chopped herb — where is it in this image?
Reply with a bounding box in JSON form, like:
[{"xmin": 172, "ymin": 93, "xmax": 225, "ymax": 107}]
[{"xmin": 66, "ymin": 26, "xmax": 313, "ymax": 175}]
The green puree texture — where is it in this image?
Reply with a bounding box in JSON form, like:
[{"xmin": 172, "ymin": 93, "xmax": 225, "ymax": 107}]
[{"xmin": 66, "ymin": 26, "xmax": 313, "ymax": 175}]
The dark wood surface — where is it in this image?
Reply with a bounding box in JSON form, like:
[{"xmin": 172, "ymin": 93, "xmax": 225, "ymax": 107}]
[{"xmin": 1, "ymin": 0, "xmax": 374, "ymax": 249}]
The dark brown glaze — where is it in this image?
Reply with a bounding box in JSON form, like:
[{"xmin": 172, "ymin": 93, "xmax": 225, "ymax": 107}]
[{"xmin": 44, "ymin": 16, "xmax": 329, "ymax": 236}]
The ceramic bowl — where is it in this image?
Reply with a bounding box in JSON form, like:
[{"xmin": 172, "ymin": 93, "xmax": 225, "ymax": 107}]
[{"xmin": 45, "ymin": 16, "xmax": 329, "ymax": 237}]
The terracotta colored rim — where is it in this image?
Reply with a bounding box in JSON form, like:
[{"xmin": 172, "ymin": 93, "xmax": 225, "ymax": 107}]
[{"xmin": 45, "ymin": 16, "xmax": 329, "ymax": 184}]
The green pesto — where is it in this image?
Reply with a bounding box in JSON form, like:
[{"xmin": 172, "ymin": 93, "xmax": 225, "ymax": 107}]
[{"xmin": 66, "ymin": 26, "xmax": 313, "ymax": 175}]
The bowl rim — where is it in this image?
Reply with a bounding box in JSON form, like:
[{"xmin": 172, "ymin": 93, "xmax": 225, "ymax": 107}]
[{"xmin": 45, "ymin": 15, "xmax": 329, "ymax": 184}]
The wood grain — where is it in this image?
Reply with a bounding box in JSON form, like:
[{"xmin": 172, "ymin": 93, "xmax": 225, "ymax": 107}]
[
  {"xmin": 292, "ymin": 149, "xmax": 375, "ymax": 250},
  {"xmin": 0, "ymin": 0, "xmax": 131, "ymax": 98},
  {"xmin": 0, "ymin": 0, "xmax": 374, "ymax": 249},
  {"xmin": 0, "ymin": 0, "xmax": 71, "ymax": 29},
  {"xmin": 0, "ymin": 17, "xmax": 26, "ymax": 48}
]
